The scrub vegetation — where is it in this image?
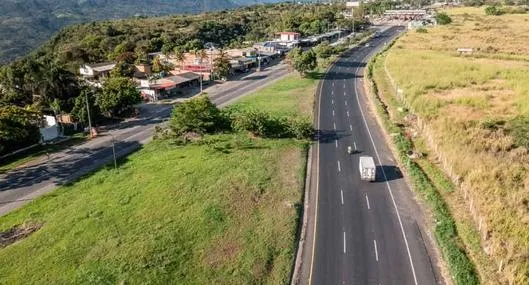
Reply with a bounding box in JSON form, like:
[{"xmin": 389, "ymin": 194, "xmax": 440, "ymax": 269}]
[
  {"xmin": 381, "ymin": 7, "xmax": 529, "ymax": 284},
  {"xmin": 0, "ymin": 74, "xmax": 316, "ymax": 284}
]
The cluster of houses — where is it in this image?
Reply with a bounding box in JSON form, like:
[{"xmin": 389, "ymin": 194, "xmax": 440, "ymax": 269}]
[
  {"xmin": 78, "ymin": 30, "xmax": 348, "ymax": 102},
  {"xmin": 78, "ymin": 32, "xmax": 311, "ymax": 102}
]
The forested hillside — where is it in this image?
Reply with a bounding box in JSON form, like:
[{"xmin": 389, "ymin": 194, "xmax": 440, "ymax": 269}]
[
  {"xmin": 0, "ymin": 0, "xmax": 281, "ymax": 63},
  {"xmin": 0, "ymin": 3, "xmax": 358, "ymax": 155}
]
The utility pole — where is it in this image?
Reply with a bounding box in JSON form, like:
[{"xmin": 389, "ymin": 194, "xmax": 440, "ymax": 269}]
[
  {"xmin": 110, "ymin": 133, "xmax": 117, "ymax": 170},
  {"xmin": 199, "ymin": 72, "xmax": 203, "ymax": 93},
  {"xmin": 84, "ymin": 90, "xmax": 93, "ymax": 139}
]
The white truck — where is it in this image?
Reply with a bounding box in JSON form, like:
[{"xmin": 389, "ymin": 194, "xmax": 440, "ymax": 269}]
[{"xmin": 359, "ymin": 156, "xmax": 376, "ymax": 182}]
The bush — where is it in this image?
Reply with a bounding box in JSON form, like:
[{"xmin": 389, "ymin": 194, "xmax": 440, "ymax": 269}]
[
  {"xmin": 485, "ymin": 5, "xmax": 504, "ymax": 16},
  {"xmin": 416, "ymin": 27, "xmax": 428, "ymax": 33},
  {"xmin": 435, "ymin": 12, "xmax": 453, "ymax": 25},
  {"xmin": 287, "ymin": 117, "xmax": 313, "ymax": 139},
  {"xmin": 170, "ymin": 95, "xmax": 223, "ymax": 136}
]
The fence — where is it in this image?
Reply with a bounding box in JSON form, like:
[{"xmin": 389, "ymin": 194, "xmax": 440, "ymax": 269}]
[{"xmin": 382, "ymin": 55, "xmax": 507, "ymax": 276}]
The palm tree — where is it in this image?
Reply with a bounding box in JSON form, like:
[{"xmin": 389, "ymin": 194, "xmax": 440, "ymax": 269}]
[
  {"xmin": 173, "ymin": 47, "xmax": 186, "ymax": 71},
  {"xmin": 213, "ymin": 49, "xmax": 231, "ymax": 81},
  {"xmin": 198, "ymin": 49, "xmax": 208, "ymax": 64}
]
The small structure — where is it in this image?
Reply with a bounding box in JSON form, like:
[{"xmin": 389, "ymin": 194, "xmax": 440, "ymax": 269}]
[
  {"xmin": 457, "ymin": 48, "xmax": 473, "ymax": 56},
  {"xmin": 277, "ymin": 32, "xmax": 300, "ymax": 42},
  {"xmin": 79, "ymin": 62, "xmax": 116, "ymax": 80},
  {"xmin": 139, "ymin": 72, "xmax": 200, "ymax": 101},
  {"xmin": 39, "ymin": 115, "xmax": 60, "ymax": 142}
]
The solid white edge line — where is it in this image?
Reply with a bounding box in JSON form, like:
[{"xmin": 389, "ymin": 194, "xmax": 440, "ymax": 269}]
[
  {"xmin": 374, "ymin": 239, "xmax": 379, "ymax": 262},
  {"xmin": 366, "ymin": 194, "xmax": 371, "ymax": 210},
  {"xmin": 308, "ymin": 60, "xmax": 324, "ymax": 284},
  {"xmin": 353, "ymin": 50, "xmax": 419, "ymax": 285},
  {"xmin": 341, "ymin": 189, "xmax": 344, "ymax": 205}
]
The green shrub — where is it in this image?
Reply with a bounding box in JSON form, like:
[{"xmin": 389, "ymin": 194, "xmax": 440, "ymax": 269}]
[
  {"xmin": 169, "ymin": 95, "xmax": 222, "ymax": 135},
  {"xmin": 416, "ymin": 27, "xmax": 428, "ymax": 33},
  {"xmin": 436, "ymin": 12, "xmax": 453, "ymax": 25},
  {"xmin": 485, "ymin": 5, "xmax": 504, "ymax": 16}
]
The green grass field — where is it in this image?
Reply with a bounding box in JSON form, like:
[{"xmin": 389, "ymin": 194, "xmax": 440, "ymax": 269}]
[
  {"xmin": 0, "ymin": 74, "xmax": 316, "ymax": 284},
  {"xmin": 382, "ymin": 7, "xmax": 529, "ymax": 284}
]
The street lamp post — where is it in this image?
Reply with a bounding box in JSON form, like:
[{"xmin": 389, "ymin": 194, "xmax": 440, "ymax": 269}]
[{"xmin": 84, "ymin": 90, "xmax": 93, "ymax": 139}]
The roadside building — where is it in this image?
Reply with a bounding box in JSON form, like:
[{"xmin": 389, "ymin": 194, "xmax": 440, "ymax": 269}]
[
  {"xmin": 79, "ymin": 62, "xmax": 116, "ymax": 80},
  {"xmin": 277, "ymin": 32, "xmax": 300, "ymax": 42},
  {"xmin": 138, "ymin": 72, "xmax": 200, "ymax": 101}
]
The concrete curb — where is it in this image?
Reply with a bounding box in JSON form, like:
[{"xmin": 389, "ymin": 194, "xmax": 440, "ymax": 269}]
[{"xmin": 290, "ymin": 145, "xmax": 312, "ymax": 285}]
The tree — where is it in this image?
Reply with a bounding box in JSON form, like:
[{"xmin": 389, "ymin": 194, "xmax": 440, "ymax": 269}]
[
  {"xmin": 152, "ymin": 56, "xmax": 171, "ymax": 74},
  {"xmin": 169, "ymin": 95, "xmax": 221, "ymax": 135},
  {"xmin": 71, "ymin": 88, "xmax": 101, "ymax": 124},
  {"xmin": 287, "ymin": 48, "xmax": 317, "ymax": 76},
  {"xmin": 0, "ymin": 105, "xmax": 42, "ymax": 154},
  {"xmin": 173, "ymin": 46, "xmax": 186, "ymax": 70},
  {"xmin": 435, "ymin": 12, "xmax": 452, "ymax": 25},
  {"xmin": 213, "ymin": 49, "xmax": 231, "ymax": 80},
  {"xmin": 314, "ymin": 41, "xmax": 334, "ymax": 60},
  {"xmin": 98, "ymin": 77, "xmax": 141, "ymax": 117}
]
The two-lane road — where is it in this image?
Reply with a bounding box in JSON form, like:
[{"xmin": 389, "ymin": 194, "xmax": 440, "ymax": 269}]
[{"xmin": 310, "ymin": 26, "xmax": 440, "ymax": 285}]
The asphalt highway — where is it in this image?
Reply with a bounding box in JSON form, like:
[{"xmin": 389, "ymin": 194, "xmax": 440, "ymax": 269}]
[{"xmin": 309, "ymin": 26, "xmax": 439, "ymax": 285}]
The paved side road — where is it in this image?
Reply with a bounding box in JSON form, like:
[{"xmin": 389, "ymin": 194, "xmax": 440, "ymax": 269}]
[{"xmin": 0, "ymin": 61, "xmax": 290, "ymax": 216}]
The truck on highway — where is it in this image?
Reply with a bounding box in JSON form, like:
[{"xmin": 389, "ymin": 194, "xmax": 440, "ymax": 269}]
[{"xmin": 359, "ymin": 156, "xmax": 376, "ymax": 182}]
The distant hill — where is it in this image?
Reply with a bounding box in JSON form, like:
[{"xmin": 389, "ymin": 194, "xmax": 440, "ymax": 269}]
[{"xmin": 0, "ymin": 0, "xmax": 282, "ymax": 64}]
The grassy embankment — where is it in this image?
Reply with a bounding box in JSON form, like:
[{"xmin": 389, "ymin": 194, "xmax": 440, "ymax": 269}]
[
  {"xmin": 0, "ymin": 74, "xmax": 316, "ymax": 284},
  {"xmin": 374, "ymin": 7, "xmax": 529, "ymax": 285}
]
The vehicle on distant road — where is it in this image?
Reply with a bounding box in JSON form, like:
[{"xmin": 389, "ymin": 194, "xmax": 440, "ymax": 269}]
[
  {"xmin": 365, "ymin": 43, "xmax": 370, "ymax": 47},
  {"xmin": 359, "ymin": 156, "xmax": 376, "ymax": 181}
]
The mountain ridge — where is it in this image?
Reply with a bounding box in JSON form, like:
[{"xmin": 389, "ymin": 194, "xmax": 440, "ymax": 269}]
[{"xmin": 0, "ymin": 0, "xmax": 281, "ymax": 64}]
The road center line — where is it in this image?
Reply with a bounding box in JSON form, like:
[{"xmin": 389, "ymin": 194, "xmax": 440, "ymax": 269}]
[
  {"xmin": 333, "ymin": 122, "xmax": 336, "ymax": 130},
  {"xmin": 332, "ymin": 90, "xmax": 334, "ymax": 96},
  {"xmin": 335, "ymin": 140, "xmax": 338, "ymax": 148},
  {"xmin": 374, "ymin": 240, "xmax": 379, "ymax": 262},
  {"xmin": 332, "ymin": 110, "xmax": 335, "ymax": 116},
  {"xmin": 332, "ymin": 99, "xmax": 334, "ymax": 105},
  {"xmin": 349, "ymin": 124, "xmax": 353, "ymax": 131},
  {"xmin": 341, "ymin": 189, "xmax": 344, "ymax": 205},
  {"xmin": 365, "ymin": 194, "xmax": 371, "ymax": 210},
  {"xmin": 337, "ymin": 161, "xmax": 341, "ymax": 172},
  {"xmin": 343, "ymin": 232, "xmax": 347, "ymax": 253},
  {"xmin": 346, "ymin": 111, "xmax": 350, "ymax": 117},
  {"xmin": 354, "ymin": 142, "xmax": 357, "ymax": 152},
  {"xmin": 344, "ymin": 100, "xmax": 347, "ymax": 106}
]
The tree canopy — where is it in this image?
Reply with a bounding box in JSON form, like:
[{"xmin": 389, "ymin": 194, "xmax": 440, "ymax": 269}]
[{"xmin": 98, "ymin": 77, "xmax": 141, "ymax": 117}]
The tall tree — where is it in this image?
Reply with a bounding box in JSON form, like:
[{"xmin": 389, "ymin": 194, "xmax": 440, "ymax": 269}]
[
  {"xmin": 173, "ymin": 46, "xmax": 186, "ymax": 70},
  {"xmin": 98, "ymin": 77, "xmax": 141, "ymax": 117},
  {"xmin": 213, "ymin": 49, "xmax": 231, "ymax": 80}
]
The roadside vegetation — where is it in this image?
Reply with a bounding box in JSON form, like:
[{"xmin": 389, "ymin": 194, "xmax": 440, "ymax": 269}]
[
  {"xmin": 0, "ymin": 3, "xmax": 361, "ymax": 157},
  {"xmin": 382, "ymin": 7, "xmax": 529, "ymax": 284},
  {"xmin": 0, "ymin": 73, "xmax": 316, "ymax": 284}
]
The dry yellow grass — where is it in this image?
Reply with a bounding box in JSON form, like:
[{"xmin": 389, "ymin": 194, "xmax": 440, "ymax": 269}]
[{"xmin": 384, "ymin": 7, "xmax": 529, "ymax": 284}]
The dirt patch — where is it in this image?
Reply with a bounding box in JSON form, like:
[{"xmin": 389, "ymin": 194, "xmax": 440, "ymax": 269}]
[
  {"xmin": 0, "ymin": 222, "xmax": 42, "ymax": 248},
  {"xmin": 203, "ymin": 235, "xmax": 241, "ymax": 269}
]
